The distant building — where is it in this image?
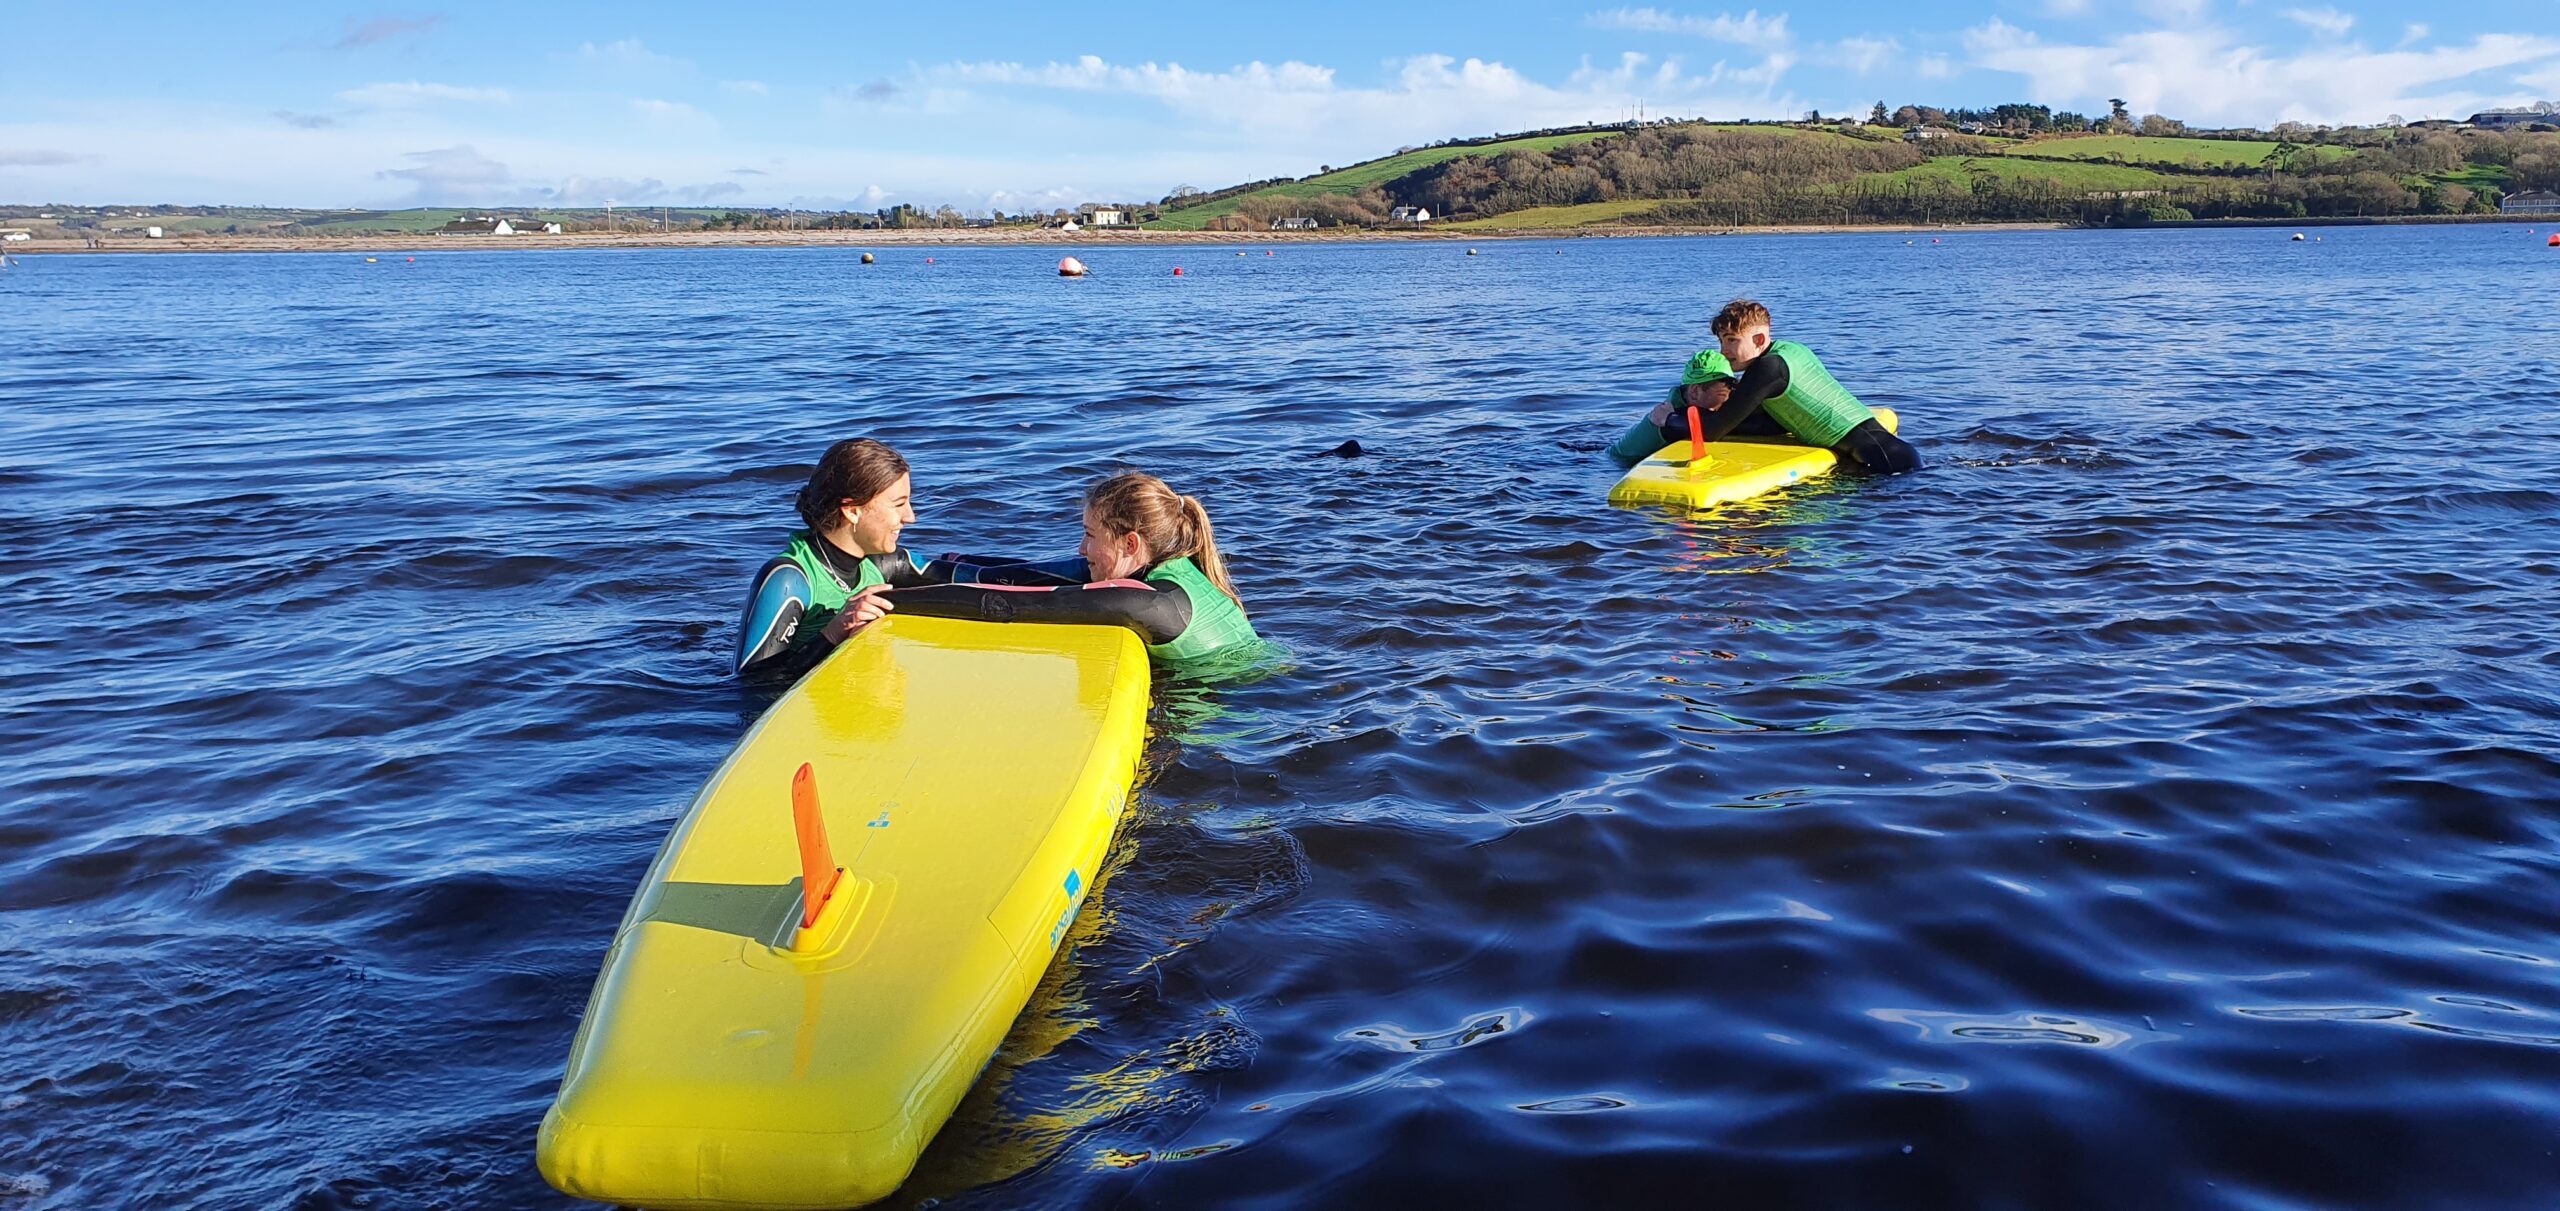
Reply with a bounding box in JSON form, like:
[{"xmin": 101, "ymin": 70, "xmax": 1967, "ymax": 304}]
[
  {"xmin": 1389, "ymin": 206, "xmax": 1433, "ymax": 223},
  {"xmin": 437, "ymin": 216, "xmax": 564, "ymax": 235},
  {"xmin": 1902, "ymin": 126, "xmax": 1948, "ymax": 143},
  {"xmin": 145, "ymin": 226, "xmax": 164, "ymax": 238},
  {"xmin": 2502, "ymin": 190, "xmax": 2560, "ymax": 215},
  {"xmin": 0, "ymin": 229, "xmax": 30, "ymax": 243},
  {"xmin": 1081, "ymin": 208, "xmax": 1126, "ymax": 227},
  {"xmin": 1271, "ymin": 217, "xmax": 1319, "ymax": 231},
  {"xmin": 2468, "ymin": 109, "xmax": 2554, "ymax": 131}
]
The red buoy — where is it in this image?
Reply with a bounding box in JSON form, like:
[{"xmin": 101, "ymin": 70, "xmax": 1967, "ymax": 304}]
[
  {"xmin": 2549, "ymin": 234, "xmax": 2559, "ymax": 247},
  {"xmin": 1172, "ymin": 267, "xmax": 1184, "ymax": 276},
  {"xmin": 1058, "ymin": 256, "xmax": 1087, "ymax": 277}
]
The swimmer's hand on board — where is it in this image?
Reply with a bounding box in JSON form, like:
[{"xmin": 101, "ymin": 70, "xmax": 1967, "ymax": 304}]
[{"xmin": 822, "ymin": 584, "xmax": 896, "ymax": 644}]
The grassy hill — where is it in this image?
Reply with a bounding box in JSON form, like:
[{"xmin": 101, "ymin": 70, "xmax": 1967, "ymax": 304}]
[
  {"xmin": 1998, "ymin": 134, "xmax": 2352, "ymax": 169},
  {"xmin": 1147, "ymin": 130, "xmax": 1622, "ymax": 230},
  {"xmin": 1866, "ymin": 156, "xmax": 2177, "ymax": 192}
]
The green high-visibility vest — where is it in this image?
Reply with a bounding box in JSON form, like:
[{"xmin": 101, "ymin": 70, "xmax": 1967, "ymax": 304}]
[
  {"xmin": 1142, "ymin": 556, "xmax": 1259, "ymax": 662},
  {"xmin": 1761, "ymin": 341, "xmax": 1877, "ymax": 448}
]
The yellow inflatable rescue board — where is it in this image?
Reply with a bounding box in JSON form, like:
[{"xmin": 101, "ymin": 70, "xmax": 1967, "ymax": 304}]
[
  {"xmin": 539, "ymin": 615, "xmax": 1152, "ymax": 1210},
  {"xmin": 1609, "ymin": 407, "xmax": 1900, "ymax": 511}
]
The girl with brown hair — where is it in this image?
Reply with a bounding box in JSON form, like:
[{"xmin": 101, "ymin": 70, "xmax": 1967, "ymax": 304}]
[{"xmin": 737, "ymin": 438, "xmax": 1072, "ymax": 679}]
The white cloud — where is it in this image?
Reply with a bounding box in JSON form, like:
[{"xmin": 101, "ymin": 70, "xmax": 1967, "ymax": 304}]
[
  {"xmin": 934, "ymin": 47, "xmax": 1801, "ymax": 150},
  {"xmin": 2398, "ymin": 24, "xmax": 2429, "ymax": 49},
  {"xmin": 377, "ymin": 144, "xmax": 512, "ymax": 200},
  {"xmin": 0, "ymin": 148, "xmax": 85, "ymax": 167},
  {"xmin": 1916, "ymin": 54, "xmax": 1956, "ymax": 80},
  {"xmin": 2139, "ymin": 0, "xmax": 2209, "ymax": 21},
  {"xmin": 631, "ymin": 98, "xmax": 704, "ymax": 121},
  {"xmin": 2283, "ymin": 7, "xmax": 2355, "ymax": 39},
  {"xmin": 578, "ymin": 38, "xmax": 686, "ymax": 72},
  {"xmin": 949, "ymin": 54, "xmax": 1337, "ymax": 98},
  {"xmin": 1964, "ymin": 18, "xmax": 2560, "ymax": 126},
  {"xmin": 2045, "ymin": 0, "xmax": 2091, "ymax": 15},
  {"xmin": 1831, "ymin": 37, "xmax": 1898, "ymax": 75},
  {"xmin": 332, "ymin": 16, "xmax": 444, "ymax": 50},
  {"xmin": 337, "ymin": 81, "xmax": 511, "ymax": 107},
  {"xmin": 721, "ymin": 79, "xmax": 769, "ymax": 94},
  {"xmin": 1586, "ymin": 7, "xmax": 1792, "ymax": 50}
]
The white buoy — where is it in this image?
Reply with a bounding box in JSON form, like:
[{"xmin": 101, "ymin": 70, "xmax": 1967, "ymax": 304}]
[
  {"xmin": 2291, "ymin": 233, "xmax": 2306, "ymax": 241},
  {"xmin": 1058, "ymin": 256, "xmax": 1087, "ymax": 278}
]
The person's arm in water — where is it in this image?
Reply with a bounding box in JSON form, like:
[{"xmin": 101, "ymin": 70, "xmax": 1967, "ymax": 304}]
[{"xmin": 885, "ymin": 580, "xmax": 1195, "ymax": 646}]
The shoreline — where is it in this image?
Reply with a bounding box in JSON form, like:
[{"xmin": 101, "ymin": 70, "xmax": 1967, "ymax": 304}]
[{"xmin": 4, "ymin": 213, "xmax": 2537, "ymax": 255}]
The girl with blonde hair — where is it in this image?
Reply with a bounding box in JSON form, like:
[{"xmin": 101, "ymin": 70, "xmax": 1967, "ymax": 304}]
[{"xmin": 889, "ymin": 472, "xmax": 1259, "ymax": 662}]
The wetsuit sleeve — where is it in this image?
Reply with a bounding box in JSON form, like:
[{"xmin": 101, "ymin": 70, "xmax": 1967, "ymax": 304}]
[
  {"xmin": 1681, "ymin": 356, "xmax": 1791, "ymax": 444},
  {"xmin": 886, "ymin": 581, "xmax": 1194, "ymax": 646},
  {"xmin": 935, "ymin": 554, "xmax": 1090, "ymax": 587},
  {"xmin": 738, "ymin": 557, "xmax": 835, "ymax": 682},
  {"xmin": 868, "ymin": 549, "xmax": 945, "ymax": 588}
]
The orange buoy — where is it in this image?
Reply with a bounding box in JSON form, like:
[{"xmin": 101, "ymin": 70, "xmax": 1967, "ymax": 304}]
[
  {"xmin": 1058, "ymin": 256, "xmax": 1087, "ymax": 277},
  {"xmin": 2549, "ymin": 234, "xmax": 2559, "ymax": 247}
]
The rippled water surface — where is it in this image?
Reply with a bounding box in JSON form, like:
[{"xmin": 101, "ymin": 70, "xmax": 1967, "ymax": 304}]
[{"xmin": 4, "ymin": 229, "xmax": 2557, "ymax": 1209}]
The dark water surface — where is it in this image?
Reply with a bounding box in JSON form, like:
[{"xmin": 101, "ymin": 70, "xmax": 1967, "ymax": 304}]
[{"xmin": 3, "ymin": 229, "xmax": 2556, "ymax": 1210}]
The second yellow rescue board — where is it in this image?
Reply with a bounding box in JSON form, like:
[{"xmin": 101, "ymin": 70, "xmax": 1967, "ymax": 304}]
[{"xmin": 1609, "ymin": 407, "xmax": 1900, "ymax": 511}]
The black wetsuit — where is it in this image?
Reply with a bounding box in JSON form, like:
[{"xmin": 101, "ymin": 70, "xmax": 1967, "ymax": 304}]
[
  {"xmin": 1655, "ymin": 355, "xmax": 1922, "ymax": 474},
  {"xmin": 889, "ymin": 578, "xmax": 1197, "ymax": 647}
]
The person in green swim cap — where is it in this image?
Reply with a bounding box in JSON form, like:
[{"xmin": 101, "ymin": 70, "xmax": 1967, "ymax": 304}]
[
  {"xmin": 887, "ymin": 472, "xmax": 1262, "ymax": 663},
  {"xmin": 1607, "ymin": 349, "xmax": 1741, "ymax": 464}
]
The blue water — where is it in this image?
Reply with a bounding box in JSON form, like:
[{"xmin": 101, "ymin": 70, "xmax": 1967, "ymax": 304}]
[{"xmin": 4, "ymin": 228, "xmax": 2557, "ymax": 1210}]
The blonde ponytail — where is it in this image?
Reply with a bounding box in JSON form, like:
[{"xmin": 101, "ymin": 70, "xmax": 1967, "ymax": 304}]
[{"xmin": 1178, "ymin": 495, "xmax": 1241, "ymax": 604}]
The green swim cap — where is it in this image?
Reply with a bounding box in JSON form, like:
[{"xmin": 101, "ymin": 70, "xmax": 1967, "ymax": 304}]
[{"xmin": 1680, "ymin": 350, "xmax": 1739, "ymax": 386}]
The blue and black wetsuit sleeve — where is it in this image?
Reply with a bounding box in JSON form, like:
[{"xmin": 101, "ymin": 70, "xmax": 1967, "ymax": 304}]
[
  {"xmin": 738, "ymin": 556, "xmax": 831, "ymax": 681},
  {"xmin": 886, "ymin": 580, "xmax": 1194, "ymax": 646},
  {"xmin": 1667, "ymin": 356, "xmax": 1791, "ymax": 444}
]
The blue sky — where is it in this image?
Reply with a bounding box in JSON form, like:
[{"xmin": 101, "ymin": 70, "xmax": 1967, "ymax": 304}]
[{"xmin": 4, "ymin": 1, "xmax": 2556, "ymax": 210}]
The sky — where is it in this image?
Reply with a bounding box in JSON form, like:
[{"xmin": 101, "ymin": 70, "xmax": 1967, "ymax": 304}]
[{"xmin": 3, "ymin": 1, "xmax": 2556, "ymax": 211}]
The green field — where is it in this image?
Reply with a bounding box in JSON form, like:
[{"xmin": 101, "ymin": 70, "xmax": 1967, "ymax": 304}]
[
  {"xmin": 2430, "ymin": 164, "xmax": 2513, "ymax": 189},
  {"xmin": 2000, "ymin": 135, "xmax": 2349, "ymax": 168},
  {"xmin": 1863, "ymin": 156, "xmax": 2177, "ymax": 192},
  {"xmin": 1436, "ymin": 199, "xmax": 1668, "ymax": 230},
  {"xmin": 1147, "ymin": 131, "xmax": 1621, "ymax": 230}
]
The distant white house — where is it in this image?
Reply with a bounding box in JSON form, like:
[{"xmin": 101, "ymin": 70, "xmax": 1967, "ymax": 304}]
[
  {"xmin": 1059, "ymin": 219, "xmax": 1082, "ymax": 232},
  {"xmin": 1082, "ymin": 208, "xmax": 1126, "ymax": 227},
  {"xmin": 1902, "ymin": 126, "xmax": 1948, "ymax": 143},
  {"xmin": 1271, "ymin": 217, "xmax": 1318, "ymax": 231},
  {"xmin": 1389, "ymin": 206, "xmax": 1433, "ymax": 223},
  {"xmin": 438, "ymin": 216, "xmax": 564, "ymax": 235},
  {"xmin": 145, "ymin": 226, "xmax": 164, "ymax": 238},
  {"xmin": 2502, "ymin": 189, "xmax": 2560, "ymax": 215}
]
